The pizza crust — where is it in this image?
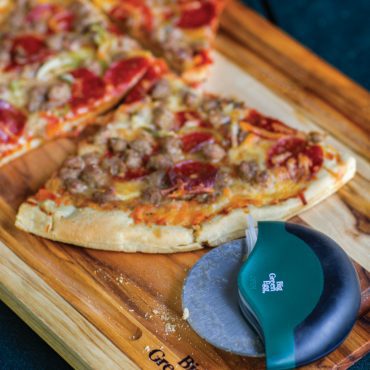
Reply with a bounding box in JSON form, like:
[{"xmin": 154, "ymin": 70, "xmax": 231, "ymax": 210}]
[
  {"xmin": 16, "ymin": 202, "xmax": 200, "ymax": 253},
  {"xmin": 198, "ymin": 154, "xmax": 356, "ymax": 246},
  {"xmin": 16, "ymin": 153, "xmax": 355, "ymax": 253},
  {"xmin": 0, "ymin": 138, "xmax": 42, "ymax": 167}
]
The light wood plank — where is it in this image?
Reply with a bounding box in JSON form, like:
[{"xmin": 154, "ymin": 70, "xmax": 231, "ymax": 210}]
[{"xmin": 0, "ymin": 241, "xmax": 138, "ymax": 370}]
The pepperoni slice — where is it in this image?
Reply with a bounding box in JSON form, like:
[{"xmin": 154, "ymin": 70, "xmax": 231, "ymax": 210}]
[
  {"xmin": 70, "ymin": 68, "xmax": 106, "ymax": 110},
  {"xmin": 177, "ymin": 1, "xmax": 216, "ymax": 29},
  {"xmin": 124, "ymin": 168, "xmax": 150, "ymax": 180},
  {"xmin": 246, "ymin": 110, "xmax": 297, "ymax": 136},
  {"xmin": 268, "ymin": 137, "xmax": 324, "ymax": 176},
  {"xmin": 104, "ymin": 57, "xmax": 150, "ymax": 96},
  {"xmin": 0, "ymin": 100, "xmax": 26, "ymax": 144},
  {"xmin": 8, "ymin": 35, "xmax": 49, "ymax": 69},
  {"xmin": 268, "ymin": 138, "xmax": 305, "ymax": 166},
  {"xmin": 301, "ymin": 144, "xmax": 324, "ymax": 174},
  {"xmin": 110, "ymin": 0, "xmax": 153, "ymax": 33},
  {"xmin": 181, "ymin": 131, "xmax": 214, "ymax": 152},
  {"xmin": 124, "ymin": 59, "xmax": 168, "ymax": 103},
  {"xmin": 168, "ymin": 160, "xmax": 218, "ymax": 193}
]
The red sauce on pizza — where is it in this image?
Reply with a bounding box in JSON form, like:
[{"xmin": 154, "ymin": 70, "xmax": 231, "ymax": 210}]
[
  {"xmin": 70, "ymin": 68, "xmax": 106, "ymax": 110},
  {"xmin": 177, "ymin": 1, "xmax": 216, "ymax": 29},
  {"xmin": 104, "ymin": 56, "xmax": 150, "ymax": 95},
  {"xmin": 7, "ymin": 35, "xmax": 50, "ymax": 69},
  {"xmin": 169, "ymin": 160, "xmax": 218, "ymax": 193},
  {"xmin": 181, "ymin": 131, "xmax": 214, "ymax": 152},
  {"xmin": 298, "ymin": 192, "xmax": 308, "ymax": 206},
  {"xmin": 268, "ymin": 137, "xmax": 323, "ymax": 175},
  {"xmin": 34, "ymin": 188, "xmax": 58, "ymax": 202},
  {"xmin": 0, "ymin": 100, "xmax": 26, "ymax": 144}
]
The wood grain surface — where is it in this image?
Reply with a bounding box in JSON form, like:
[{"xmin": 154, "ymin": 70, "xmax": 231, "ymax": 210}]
[
  {"xmin": 1, "ymin": 1, "xmax": 369, "ymax": 369},
  {"xmin": 0, "ymin": 240, "xmax": 138, "ymax": 370}
]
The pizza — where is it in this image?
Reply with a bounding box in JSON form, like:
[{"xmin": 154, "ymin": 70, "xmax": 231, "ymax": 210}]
[
  {"xmin": 1, "ymin": 0, "xmax": 104, "ymax": 79},
  {"xmin": 0, "ymin": 0, "xmax": 157, "ymax": 166},
  {"xmin": 93, "ymin": 0, "xmax": 226, "ymax": 84},
  {"xmin": 15, "ymin": 74, "xmax": 356, "ymax": 253}
]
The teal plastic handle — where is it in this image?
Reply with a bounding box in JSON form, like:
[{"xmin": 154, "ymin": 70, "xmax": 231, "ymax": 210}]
[{"xmin": 238, "ymin": 222, "xmax": 324, "ymax": 370}]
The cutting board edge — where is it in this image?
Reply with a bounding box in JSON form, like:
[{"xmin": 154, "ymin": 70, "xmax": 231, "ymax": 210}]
[{"xmin": 0, "ymin": 241, "xmax": 139, "ymax": 370}]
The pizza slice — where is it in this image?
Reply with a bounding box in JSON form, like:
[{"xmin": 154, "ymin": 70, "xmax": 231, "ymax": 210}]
[
  {"xmin": 16, "ymin": 74, "xmax": 355, "ymax": 253},
  {"xmin": 0, "ymin": 0, "xmax": 123, "ymax": 80},
  {"xmin": 93, "ymin": 0, "xmax": 226, "ymax": 84},
  {"xmin": 0, "ymin": 0, "xmax": 160, "ymax": 166}
]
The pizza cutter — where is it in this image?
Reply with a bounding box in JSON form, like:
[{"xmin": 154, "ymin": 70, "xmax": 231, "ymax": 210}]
[{"xmin": 182, "ymin": 216, "xmax": 361, "ymax": 369}]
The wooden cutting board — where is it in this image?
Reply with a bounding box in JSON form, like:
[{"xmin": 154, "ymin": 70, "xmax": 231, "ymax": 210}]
[{"xmin": 0, "ymin": 1, "xmax": 369, "ymax": 369}]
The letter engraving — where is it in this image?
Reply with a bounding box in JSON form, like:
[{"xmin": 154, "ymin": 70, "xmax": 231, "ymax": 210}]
[
  {"xmin": 178, "ymin": 355, "xmax": 199, "ymax": 369},
  {"xmin": 262, "ymin": 273, "xmax": 284, "ymax": 294}
]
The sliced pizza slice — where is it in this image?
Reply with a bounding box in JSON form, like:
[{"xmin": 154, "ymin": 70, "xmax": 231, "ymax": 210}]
[
  {"xmin": 93, "ymin": 0, "xmax": 226, "ymax": 84},
  {"xmin": 1, "ymin": 0, "xmax": 109, "ymax": 80},
  {"xmin": 0, "ymin": 52, "xmax": 154, "ymax": 166},
  {"xmin": 0, "ymin": 0, "xmax": 167, "ymax": 166},
  {"xmin": 16, "ymin": 75, "xmax": 355, "ymax": 253}
]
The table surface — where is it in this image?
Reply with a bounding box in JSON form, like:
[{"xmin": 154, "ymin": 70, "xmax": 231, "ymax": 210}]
[{"xmin": 1, "ymin": 0, "xmax": 369, "ymax": 368}]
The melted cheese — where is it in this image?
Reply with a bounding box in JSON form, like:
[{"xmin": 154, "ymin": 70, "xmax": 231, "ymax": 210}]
[
  {"xmin": 115, "ymin": 180, "xmax": 144, "ymax": 201},
  {"xmin": 228, "ymin": 135, "xmax": 270, "ymax": 166}
]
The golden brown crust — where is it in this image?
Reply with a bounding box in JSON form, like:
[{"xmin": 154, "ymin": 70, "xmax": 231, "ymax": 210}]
[
  {"xmin": 16, "ymin": 202, "xmax": 200, "ymax": 253},
  {"xmin": 198, "ymin": 154, "xmax": 356, "ymax": 246},
  {"xmin": 15, "ymin": 152, "xmax": 356, "ymax": 253}
]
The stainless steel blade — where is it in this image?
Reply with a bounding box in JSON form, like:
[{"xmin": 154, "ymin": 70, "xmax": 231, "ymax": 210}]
[{"xmin": 182, "ymin": 239, "xmax": 264, "ymax": 356}]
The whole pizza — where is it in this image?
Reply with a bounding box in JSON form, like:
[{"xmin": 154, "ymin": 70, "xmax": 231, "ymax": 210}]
[{"xmin": 0, "ymin": 0, "xmax": 355, "ymax": 253}]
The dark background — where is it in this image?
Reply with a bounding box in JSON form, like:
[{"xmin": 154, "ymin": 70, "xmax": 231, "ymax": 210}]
[
  {"xmin": 1, "ymin": 0, "xmax": 369, "ymax": 369},
  {"xmin": 244, "ymin": 0, "xmax": 370, "ymax": 90}
]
